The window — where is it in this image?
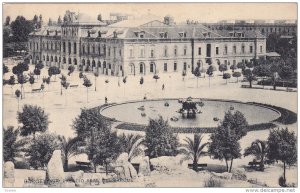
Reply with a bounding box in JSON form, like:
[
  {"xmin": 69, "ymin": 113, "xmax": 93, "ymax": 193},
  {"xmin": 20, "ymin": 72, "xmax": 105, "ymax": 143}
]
[
  {"xmin": 174, "ymin": 62, "xmax": 177, "ymax": 71},
  {"xmin": 108, "ymin": 47, "xmax": 110, "ymax": 57},
  {"xmin": 150, "ymin": 48, "xmax": 154, "ymax": 58},
  {"xmin": 114, "ymin": 47, "xmax": 116, "ymax": 58},
  {"xmin": 68, "ymin": 42, "xmax": 71, "ymax": 54},
  {"xmin": 198, "ymin": 47, "xmax": 201, "ymax": 55},
  {"xmin": 174, "ymin": 46, "xmax": 177, "ymax": 56},
  {"xmin": 139, "ymin": 34, "xmax": 144, "ymax": 38},
  {"xmin": 139, "ymin": 46, "xmax": 145, "ymax": 58},
  {"xmin": 164, "ymin": 46, "xmax": 168, "ymax": 57},
  {"xmin": 260, "ymin": 46, "xmax": 263, "ymax": 53},
  {"xmin": 50, "ymin": 56, "xmax": 53, "ymax": 62},
  {"xmin": 87, "ymin": 45, "xmax": 90, "ymax": 55},
  {"xmin": 150, "ymin": 63, "xmax": 154, "ymax": 73},
  {"xmin": 43, "ymin": 55, "xmax": 45, "ymax": 61},
  {"xmin": 233, "ymin": 60, "xmax": 236, "ymax": 65},
  {"xmin": 224, "ymin": 46, "xmax": 228, "ymax": 55},
  {"xmin": 51, "ymin": 42, "xmax": 53, "ymax": 50},
  {"xmin": 164, "ymin": 63, "xmax": 168, "ymax": 72},
  {"xmin": 250, "ymin": 46, "xmax": 253, "ymax": 53},
  {"xmin": 63, "ymin": 42, "xmax": 66, "ymax": 53},
  {"xmin": 47, "ymin": 42, "xmax": 49, "ymax": 50},
  {"xmin": 93, "ymin": 45, "xmax": 95, "ymax": 54},
  {"xmin": 68, "ymin": 58, "xmax": 72, "ymax": 64},
  {"xmin": 98, "ymin": 46, "xmax": 101, "ymax": 55},
  {"xmin": 74, "ymin": 58, "xmax": 77, "ymax": 65},
  {"xmin": 63, "ymin": 57, "xmax": 66, "ymax": 64},
  {"xmin": 184, "ymin": 47, "xmax": 187, "ymax": 55},
  {"xmin": 82, "ymin": 45, "xmax": 85, "ymax": 54},
  {"xmin": 119, "ymin": 49, "xmax": 121, "ymax": 57},
  {"xmin": 183, "ymin": 62, "xmax": 187, "ymax": 71},
  {"xmin": 233, "ymin": 45, "xmax": 236, "ymax": 54},
  {"xmin": 130, "ymin": 48, "xmax": 134, "ymax": 58},
  {"xmin": 224, "ymin": 60, "xmax": 227, "ymax": 65},
  {"xmin": 74, "ymin": 43, "xmax": 77, "ymax": 54},
  {"xmin": 216, "ymin": 47, "xmax": 219, "ymax": 55},
  {"xmin": 46, "ymin": 55, "xmax": 49, "ymax": 61},
  {"xmin": 241, "ymin": 45, "xmax": 245, "ymax": 54},
  {"xmin": 140, "ymin": 63, "xmax": 143, "ymax": 73}
]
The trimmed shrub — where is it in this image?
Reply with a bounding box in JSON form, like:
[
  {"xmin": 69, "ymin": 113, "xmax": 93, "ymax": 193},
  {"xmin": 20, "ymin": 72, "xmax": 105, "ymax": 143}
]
[
  {"xmin": 15, "ymin": 160, "xmax": 31, "ymax": 169},
  {"xmin": 204, "ymin": 177, "xmax": 223, "ymax": 187}
]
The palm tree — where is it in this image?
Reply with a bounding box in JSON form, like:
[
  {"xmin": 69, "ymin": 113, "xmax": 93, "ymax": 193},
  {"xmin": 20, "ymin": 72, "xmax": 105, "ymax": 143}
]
[
  {"xmin": 179, "ymin": 134, "xmax": 209, "ymax": 171},
  {"xmin": 119, "ymin": 133, "xmax": 144, "ymax": 162},
  {"xmin": 244, "ymin": 140, "xmax": 268, "ymax": 171},
  {"xmin": 58, "ymin": 135, "xmax": 85, "ymax": 171}
]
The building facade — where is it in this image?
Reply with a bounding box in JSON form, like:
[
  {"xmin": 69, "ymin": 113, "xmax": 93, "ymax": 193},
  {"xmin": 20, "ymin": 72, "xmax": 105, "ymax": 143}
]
[{"xmin": 28, "ymin": 12, "xmax": 267, "ymax": 77}]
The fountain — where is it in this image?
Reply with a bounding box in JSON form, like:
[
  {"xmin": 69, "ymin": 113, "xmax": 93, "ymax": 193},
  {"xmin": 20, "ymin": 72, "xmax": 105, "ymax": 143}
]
[{"xmin": 178, "ymin": 97, "xmax": 204, "ymax": 119}]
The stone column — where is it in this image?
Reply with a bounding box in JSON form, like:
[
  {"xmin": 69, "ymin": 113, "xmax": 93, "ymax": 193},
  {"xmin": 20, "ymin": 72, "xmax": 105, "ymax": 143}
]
[{"xmin": 4, "ymin": 161, "xmax": 15, "ymax": 187}]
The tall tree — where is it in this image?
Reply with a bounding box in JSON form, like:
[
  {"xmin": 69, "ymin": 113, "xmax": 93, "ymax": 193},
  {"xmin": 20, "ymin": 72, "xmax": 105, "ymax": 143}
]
[
  {"xmin": 8, "ymin": 75, "xmax": 16, "ymax": 96},
  {"xmin": 223, "ymin": 73, "xmax": 231, "ymax": 84},
  {"xmin": 119, "ymin": 133, "xmax": 144, "ymax": 162},
  {"xmin": 232, "ymin": 72, "xmax": 241, "ymax": 83},
  {"xmin": 17, "ymin": 74, "xmax": 28, "ymax": 99},
  {"xmin": 17, "ymin": 104, "xmax": 49, "ymax": 140},
  {"xmin": 144, "ymin": 116, "xmax": 179, "ymax": 158},
  {"xmin": 83, "ymin": 77, "xmax": 92, "ymax": 103},
  {"xmin": 267, "ymin": 128, "xmax": 297, "ymax": 186},
  {"xmin": 10, "ymin": 16, "xmax": 34, "ymax": 42},
  {"xmin": 58, "ymin": 136, "xmax": 84, "ymax": 171},
  {"xmin": 193, "ymin": 66, "xmax": 201, "ymax": 88},
  {"xmin": 48, "ymin": 66, "xmax": 61, "ymax": 80},
  {"xmin": 243, "ymin": 69, "xmax": 256, "ymax": 88},
  {"xmin": 244, "ymin": 140, "xmax": 268, "ymax": 171},
  {"xmin": 209, "ymin": 110, "xmax": 248, "ymax": 172},
  {"xmin": 57, "ymin": 16, "xmax": 62, "ymax": 25},
  {"xmin": 206, "ymin": 65, "xmax": 214, "ymax": 88},
  {"xmin": 5, "ymin": 16, "xmax": 11, "ymax": 26},
  {"xmin": 48, "ymin": 18, "xmax": 53, "ymax": 26},
  {"xmin": 25, "ymin": 133, "xmax": 60, "ymax": 169},
  {"xmin": 179, "ymin": 134, "xmax": 209, "ymax": 171}
]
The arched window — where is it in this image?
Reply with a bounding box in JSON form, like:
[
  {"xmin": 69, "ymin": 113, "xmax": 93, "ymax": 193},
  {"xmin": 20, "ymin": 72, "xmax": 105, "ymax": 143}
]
[
  {"xmin": 73, "ymin": 58, "xmax": 77, "ymax": 65},
  {"xmin": 87, "ymin": 60, "xmax": 90, "ymax": 66},
  {"xmin": 103, "ymin": 61, "xmax": 106, "ymax": 68},
  {"xmin": 68, "ymin": 58, "xmax": 72, "ymax": 64},
  {"xmin": 174, "ymin": 45, "xmax": 177, "ymax": 56},
  {"xmin": 46, "ymin": 55, "xmax": 49, "ymax": 61},
  {"xmin": 140, "ymin": 63, "xmax": 144, "ymax": 73},
  {"xmin": 50, "ymin": 56, "xmax": 53, "ymax": 62},
  {"xmin": 233, "ymin": 45, "xmax": 237, "ymax": 54},
  {"xmin": 55, "ymin": 56, "xmax": 58, "ymax": 62},
  {"xmin": 92, "ymin": 60, "xmax": 96, "ymax": 67},
  {"xmin": 150, "ymin": 63, "xmax": 154, "ymax": 73},
  {"xmin": 183, "ymin": 46, "xmax": 187, "ymax": 55},
  {"xmin": 63, "ymin": 57, "xmax": 66, "ymax": 64},
  {"xmin": 82, "ymin": 45, "xmax": 85, "ymax": 54},
  {"xmin": 108, "ymin": 64, "xmax": 111, "ymax": 69},
  {"xmin": 241, "ymin": 44, "xmax": 245, "ymax": 54},
  {"xmin": 97, "ymin": 61, "xmax": 101, "ymax": 68},
  {"xmin": 43, "ymin": 55, "xmax": 45, "ymax": 61},
  {"xmin": 82, "ymin": 59, "xmax": 85, "ymax": 66}
]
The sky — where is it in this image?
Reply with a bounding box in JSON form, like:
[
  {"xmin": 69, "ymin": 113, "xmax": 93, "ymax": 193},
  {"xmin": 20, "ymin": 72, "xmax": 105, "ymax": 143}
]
[{"xmin": 3, "ymin": 3, "xmax": 297, "ymax": 23}]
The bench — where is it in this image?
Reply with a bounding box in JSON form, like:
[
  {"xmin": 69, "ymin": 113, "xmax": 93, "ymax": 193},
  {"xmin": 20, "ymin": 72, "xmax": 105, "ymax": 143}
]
[
  {"xmin": 241, "ymin": 85, "xmax": 249, "ymax": 88},
  {"xmin": 248, "ymin": 161, "xmax": 262, "ymax": 168},
  {"xmin": 32, "ymin": 88, "xmax": 42, "ymax": 92},
  {"xmin": 76, "ymin": 161, "xmax": 91, "ymax": 169},
  {"xmin": 70, "ymin": 85, "xmax": 79, "ymax": 88},
  {"xmin": 188, "ymin": 163, "xmax": 208, "ymax": 170}
]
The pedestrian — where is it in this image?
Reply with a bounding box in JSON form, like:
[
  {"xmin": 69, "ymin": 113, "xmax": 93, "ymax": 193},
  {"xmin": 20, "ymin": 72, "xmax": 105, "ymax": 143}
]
[
  {"xmin": 162, "ymin": 84, "xmax": 165, "ymax": 90},
  {"xmin": 105, "ymin": 97, "xmax": 108, "ymax": 104}
]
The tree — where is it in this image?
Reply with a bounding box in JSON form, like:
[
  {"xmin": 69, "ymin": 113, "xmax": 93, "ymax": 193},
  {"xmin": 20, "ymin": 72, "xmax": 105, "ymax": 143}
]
[
  {"xmin": 25, "ymin": 133, "xmax": 61, "ymax": 169},
  {"xmin": 232, "ymin": 72, "xmax": 241, "ymax": 83},
  {"xmin": 230, "ymin": 64, "xmax": 237, "ymax": 72},
  {"xmin": 153, "ymin": 74, "xmax": 160, "ymax": 83},
  {"xmin": 219, "ymin": 64, "xmax": 227, "ymax": 75},
  {"xmin": 72, "ymin": 108, "xmax": 110, "ymax": 140},
  {"xmin": 48, "ymin": 18, "xmax": 53, "ymax": 26},
  {"xmin": 244, "ymin": 140, "xmax": 268, "ymax": 171},
  {"xmin": 97, "ymin": 14, "xmax": 102, "ymax": 21},
  {"xmin": 270, "ymin": 63, "xmax": 280, "ymax": 90},
  {"xmin": 144, "ymin": 116, "xmax": 179, "ymax": 158},
  {"xmin": 59, "ymin": 74, "xmax": 67, "ymax": 95},
  {"xmin": 10, "ymin": 16, "xmax": 34, "ymax": 42},
  {"xmin": 279, "ymin": 65, "xmax": 293, "ymax": 88},
  {"xmin": 3, "ymin": 126, "xmax": 27, "ymax": 163},
  {"xmin": 119, "ymin": 133, "xmax": 144, "ymax": 162},
  {"xmin": 5, "ymin": 16, "xmax": 11, "ymax": 26},
  {"xmin": 8, "ymin": 75, "xmax": 16, "ymax": 96},
  {"xmin": 193, "ymin": 66, "xmax": 201, "ymax": 88},
  {"xmin": 17, "ymin": 74, "xmax": 28, "ymax": 99},
  {"xmin": 89, "ymin": 128, "xmax": 121, "ymax": 174},
  {"xmin": 29, "ymin": 74, "xmax": 35, "ymax": 89},
  {"xmin": 179, "ymin": 134, "xmax": 209, "ymax": 171},
  {"xmin": 206, "ymin": 65, "xmax": 214, "ymax": 87},
  {"xmin": 243, "ymin": 69, "xmax": 256, "ymax": 88},
  {"xmin": 79, "ymin": 72, "xmax": 84, "ymax": 79},
  {"xmin": 67, "ymin": 65, "xmax": 75, "ymax": 76},
  {"xmin": 237, "ymin": 62, "xmax": 246, "ymax": 72},
  {"xmin": 94, "ymin": 72, "xmax": 99, "ymax": 91},
  {"xmin": 17, "ymin": 104, "xmax": 49, "ymax": 140},
  {"xmin": 83, "ymin": 77, "xmax": 92, "ymax": 103},
  {"xmin": 209, "ymin": 110, "xmax": 248, "ymax": 172},
  {"xmin": 34, "ymin": 68, "xmax": 41, "ymax": 79},
  {"xmin": 57, "ymin": 16, "xmax": 62, "ymax": 25},
  {"xmin": 223, "ymin": 73, "xmax": 231, "ymax": 84},
  {"xmin": 48, "ymin": 66, "xmax": 61, "ymax": 80},
  {"xmin": 15, "ymin": 89, "xmax": 21, "ymax": 111},
  {"xmin": 3, "ymin": 64, "xmax": 9, "ymax": 75},
  {"xmin": 13, "ymin": 62, "xmax": 29, "ymax": 76},
  {"xmin": 58, "ymin": 136, "xmax": 84, "ymax": 171},
  {"xmin": 267, "ymin": 128, "xmax": 297, "ymax": 186},
  {"xmin": 32, "ymin": 15, "xmax": 39, "ymax": 29}
]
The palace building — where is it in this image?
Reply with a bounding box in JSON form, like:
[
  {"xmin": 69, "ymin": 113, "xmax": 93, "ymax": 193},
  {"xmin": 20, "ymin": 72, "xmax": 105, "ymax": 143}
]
[{"xmin": 28, "ymin": 11, "xmax": 266, "ymax": 76}]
